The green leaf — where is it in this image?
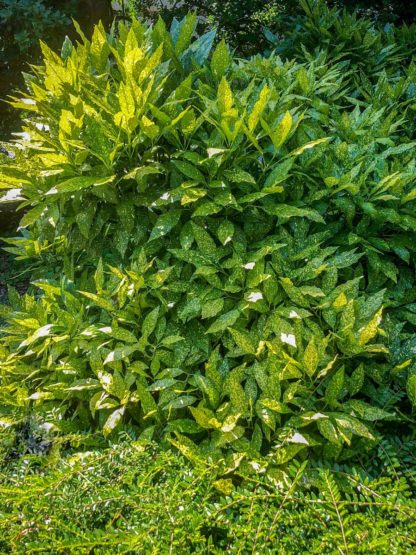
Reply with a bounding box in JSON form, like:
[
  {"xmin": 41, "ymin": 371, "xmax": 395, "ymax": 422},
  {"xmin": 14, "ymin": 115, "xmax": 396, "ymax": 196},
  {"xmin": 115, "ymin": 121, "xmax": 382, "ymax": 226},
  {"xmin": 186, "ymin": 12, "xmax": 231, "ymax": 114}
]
[
  {"xmin": 94, "ymin": 258, "xmax": 105, "ymax": 293},
  {"xmin": 325, "ymin": 368, "xmax": 344, "ymax": 406},
  {"xmin": 103, "ymin": 407, "xmax": 125, "ymax": 437},
  {"xmin": 79, "ymin": 291, "xmax": 114, "ymax": 312},
  {"xmin": 317, "ymin": 417, "xmax": 341, "ymax": 445},
  {"xmin": 218, "ymin": 77, "xmax": 233, "ymax": 114},
  {"xmin": 171, "ymin": 160, "xmax": 204, "ymax": 182},
  {"xmin": 174, "ymin": 13, "xmax": 197, "ymax": 54},
  {"xmin": 224, "ymin": 169, "xmax": 256, "ymax": 184},
  {"xmin": 19, "ymin": 324, "xmax": 55, "ymax": 348},
  {"xmin": 345, "ymin": 400, "xmax": 393, "ymax": 421},
  {"xmin": 206, "ymin": 309, "xmax": 240, "ymax": 334},
  {"xmin": 303, "ymin": 338, "xmax": 318, "ymax": 377},
  {"xmin": 334, "ymin": 415, "xmax": 374, "ymax": 441},
  {"xmin": 195, "ymin": 375, "xmax": 220, "ymax": 408},
  {"xmin": 229, "ymin": 328, "xmax": 257, "ymax": 355},
  {"xmin": 189, "ymin": 406, "xmax": 221, "ymax": 430},
  {"xmin": 266, "ymin": 204, "xmax": 324, "ymax": 223},
  {"xmin": 183, "ymin": 28, "xmax": 216, "ymax": 67},
  {"xmin": 272, "ymin": 111, "xmax": 292, "ymax": 149},
  {"xmin": 264, "ymin": 159, "xmax": 294, "ymax": 188},
  {"xmin": 260, "ymin": 399, "xmax": 291, "ymax": 413},
  {"xmin": 211, "ymin": 39, "xmax": 230, "ymax": 80},
  {"xmin": 217, "ymin": 220, "xmax": 234, "ymax": 245},
  {"xmin": 103, "ymin": 344, "xmax": 140, "ymax": 365},
  {"xmin": 290, "ymin": 137, "xmax": 330, "ymax": 157},
  {"xmin": 248, "ymin": 84, "xmax": 269, "ymax": 132},
  {"xmin": 407, "ymin": 374, "xmax": 416, "ymax": 407},
  {"xmin": 201, "ymin": 298, "xmax": 224, "ymax": 319},
  {"xmin": 359, "ymin": 308, "xmax": 383, "ymax": 346},
  {"xmin": 149, "ymin": 210, "xmax": 181, "ymax": 241},
  {"xmin": 46, "ymin": 175, "xmax": 115, "ymax": 195},
  {"xmin": 61, "ymin": 35, "xmax": 73, "ymax": 61},
  {"xmin": 348, "ymin": 364, "xmax": 364, "ymax": 395},
  {"xmin": 169, "ymin": 433, "xmax": 206, "ymax": 466},
  {"xmin": 19, "ymin": 204, "xmax": 46, "ymax": 228},
  {"xmin": 165, "ymin": 418, "xmax": 202, "ymax": 434},
  {"xmin": 142, "ymin": 307, "xmax": 160, "ymax": 338},
  {"xmin": 274, "ymin": 444, "xmax": 305, "ymax": 465},
  {"xmin": 100, "ymin": 326, "xmax": 137, "ymax": 344}
]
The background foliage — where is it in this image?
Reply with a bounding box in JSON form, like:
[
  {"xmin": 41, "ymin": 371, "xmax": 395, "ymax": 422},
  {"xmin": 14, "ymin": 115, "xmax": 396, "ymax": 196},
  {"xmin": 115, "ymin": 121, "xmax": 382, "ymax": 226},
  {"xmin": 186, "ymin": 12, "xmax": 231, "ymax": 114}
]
[{"xmin": 126, "ymin": 0, "xmax": 416, "ymax": 55}]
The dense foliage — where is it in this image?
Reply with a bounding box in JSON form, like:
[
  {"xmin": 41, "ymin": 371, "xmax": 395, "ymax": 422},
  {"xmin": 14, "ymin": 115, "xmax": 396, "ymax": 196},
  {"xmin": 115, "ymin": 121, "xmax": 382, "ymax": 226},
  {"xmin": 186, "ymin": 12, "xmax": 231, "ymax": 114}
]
[
  {"xmin": 125, "ymin": 0, "xmax": 416, "ymax": 54},
  {"xmin": 266, "ymin": 0, "xmax": 416, "ymax": 67},
  {"xmin": 0, "ymin": 437, "xmax": 415, "ymax": 554},
  {"xmin": 1, "ymin": 7, "xmax": 416, "ymax": 474},
  {"xmin": 0, "ymin": 0, "xmax": 79, "ymax": 59},
  {"xmin": 125, "ymin": 0, "xmax": 295, "ymax": 54}
]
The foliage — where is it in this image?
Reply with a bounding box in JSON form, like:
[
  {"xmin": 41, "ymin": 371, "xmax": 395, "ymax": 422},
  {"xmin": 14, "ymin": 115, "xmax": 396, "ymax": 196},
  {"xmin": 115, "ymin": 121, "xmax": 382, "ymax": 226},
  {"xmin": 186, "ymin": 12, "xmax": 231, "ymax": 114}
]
[
  {"xmin": 0, "ymin": 0, "xmax": 78, "ymax": 59},
  {"xmin": 125, "ymin": 0, "xmax": 294, "ymax": 54},
  {"xmin": 336, "ymin": 0, "xmax": 416, "ymax": 24},
  {"xmin": 123, "ymin": 0, "xmax": 416, "ymax": 55},
  {"xmin": 1, "ymin": 11, "xmax": 416, "ymax": 469},
  {"xmin": 0, "ymin": 436, "xmax": 415, "ymax": 554},
  {"xmin": 265, "ymin": 0, "xmax": 416, "ymax": 72}
]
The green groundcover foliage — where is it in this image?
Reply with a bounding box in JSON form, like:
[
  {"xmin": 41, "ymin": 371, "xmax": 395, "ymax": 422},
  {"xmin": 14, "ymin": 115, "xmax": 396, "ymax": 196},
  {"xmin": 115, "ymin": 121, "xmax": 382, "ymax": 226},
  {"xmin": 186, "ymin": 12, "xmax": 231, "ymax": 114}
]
[
  {"xmin": 0, "ymin": 438, "xmax": 415, "ymax": 554},
  {"xmin": 1, "ymin": 6, "xmax": 416, "ymax": 473}
]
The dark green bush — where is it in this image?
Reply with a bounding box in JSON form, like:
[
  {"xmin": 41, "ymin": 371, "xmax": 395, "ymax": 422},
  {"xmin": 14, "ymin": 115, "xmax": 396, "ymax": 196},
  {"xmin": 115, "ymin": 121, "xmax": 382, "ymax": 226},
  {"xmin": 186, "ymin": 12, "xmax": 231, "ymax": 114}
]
[{"xmin": 1, "ymin": 12, "xmax": 416, "ymax": 471}]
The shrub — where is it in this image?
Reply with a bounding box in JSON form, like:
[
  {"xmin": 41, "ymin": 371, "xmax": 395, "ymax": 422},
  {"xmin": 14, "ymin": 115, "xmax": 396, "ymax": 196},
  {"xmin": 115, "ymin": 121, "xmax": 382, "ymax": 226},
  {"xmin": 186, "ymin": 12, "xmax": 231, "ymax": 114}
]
[
  {"xmin": 0, "ymin": 439, "xmax": 415, "ymax": 554},
  {"xmin": 1, "ymin": 13, "xmax": 416, "ymax": 470}
]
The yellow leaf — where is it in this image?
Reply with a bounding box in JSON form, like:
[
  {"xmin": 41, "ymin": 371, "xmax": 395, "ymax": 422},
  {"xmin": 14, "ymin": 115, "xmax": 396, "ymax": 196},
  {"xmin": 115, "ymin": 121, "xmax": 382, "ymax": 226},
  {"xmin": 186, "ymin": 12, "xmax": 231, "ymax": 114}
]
[
  {"xmin": 272, "ymin": 111, "xmax": 292, "ymax": 149},
  {"xmin": 248, "ymin": 85, "xmax": 269, "ymax": 132},
  {"xmin": 218, "ymin": 77, "xmax": 233, "ymax": 115},
  {"xmin": 359, "ymin": 308, "xmax": 383, "ymax": 346},
  {"xmin": 303, "ymin": 338, "xmax": 318, "ymax": 377}
]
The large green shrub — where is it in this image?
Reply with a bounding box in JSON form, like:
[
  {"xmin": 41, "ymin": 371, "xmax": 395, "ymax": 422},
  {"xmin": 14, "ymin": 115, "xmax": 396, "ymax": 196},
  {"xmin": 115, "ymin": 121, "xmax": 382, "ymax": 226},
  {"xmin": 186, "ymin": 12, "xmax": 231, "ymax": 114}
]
[{"xmin": 1, "ymin": 13, "xmax": 416, "ymax": 470}]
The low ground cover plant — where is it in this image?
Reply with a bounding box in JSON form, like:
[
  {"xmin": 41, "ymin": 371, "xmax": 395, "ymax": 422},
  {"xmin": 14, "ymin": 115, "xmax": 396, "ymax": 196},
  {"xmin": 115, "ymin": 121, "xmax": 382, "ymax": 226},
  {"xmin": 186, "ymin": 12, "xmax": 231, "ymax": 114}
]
[
  {"xmin": 0, "ymin": 6, "xmax": 415, "ymax": 476},
  {"xmin": 0, "ymin": 438, "xmax": 415, "ymax": 554}
]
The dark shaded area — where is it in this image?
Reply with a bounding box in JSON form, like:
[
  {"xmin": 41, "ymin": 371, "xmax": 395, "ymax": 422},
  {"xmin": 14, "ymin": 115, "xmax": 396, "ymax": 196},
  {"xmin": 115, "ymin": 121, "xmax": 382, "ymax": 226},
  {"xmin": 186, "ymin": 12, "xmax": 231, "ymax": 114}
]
[
  {"xmin": 0, "ymin": 248, "xmax": 28, "ymax": 304},
  {"xmin": 337, "ymin": 0, "xmax": 416, "ymax": 23},
  {"xmin": 132, "ymin": 0, "xmax": 416, "ymax": 56},
  {"xmin": 0, "ymin": 0, "xmax": 113, "ymax": 139}
]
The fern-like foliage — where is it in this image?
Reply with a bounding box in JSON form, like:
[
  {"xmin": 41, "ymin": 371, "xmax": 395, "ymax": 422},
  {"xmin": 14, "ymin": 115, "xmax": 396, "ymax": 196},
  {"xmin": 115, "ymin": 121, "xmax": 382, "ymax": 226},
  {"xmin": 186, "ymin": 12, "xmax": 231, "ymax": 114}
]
[{"xmin": 0, "ymin": 440, "xmax": 415, "ymax": 554}]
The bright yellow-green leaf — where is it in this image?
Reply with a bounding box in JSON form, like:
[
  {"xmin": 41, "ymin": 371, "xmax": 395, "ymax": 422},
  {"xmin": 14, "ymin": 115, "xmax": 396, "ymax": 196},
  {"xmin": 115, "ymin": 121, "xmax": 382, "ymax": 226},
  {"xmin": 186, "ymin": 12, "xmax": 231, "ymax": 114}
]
[
  {"xmin": 218, "ymin": 77, "xmax": 233, "ymax": 114},
  {"xmin": 272, "ymin": 111, "xmax": 292, "ymax": 149},
  {"xmin": 359, "ymin": 308, "xmax": 383, "ymax": 346},
  {"xmin": 303, "ymin": 338, "xmax": 318, "ymax": 377},
  {"xmin": 248, "ymin": 85, "xmax": 269, "ymax": 132},
  {"xmin": 211, "ymin": 39, "xmax": 230, "ymax": 80}
]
